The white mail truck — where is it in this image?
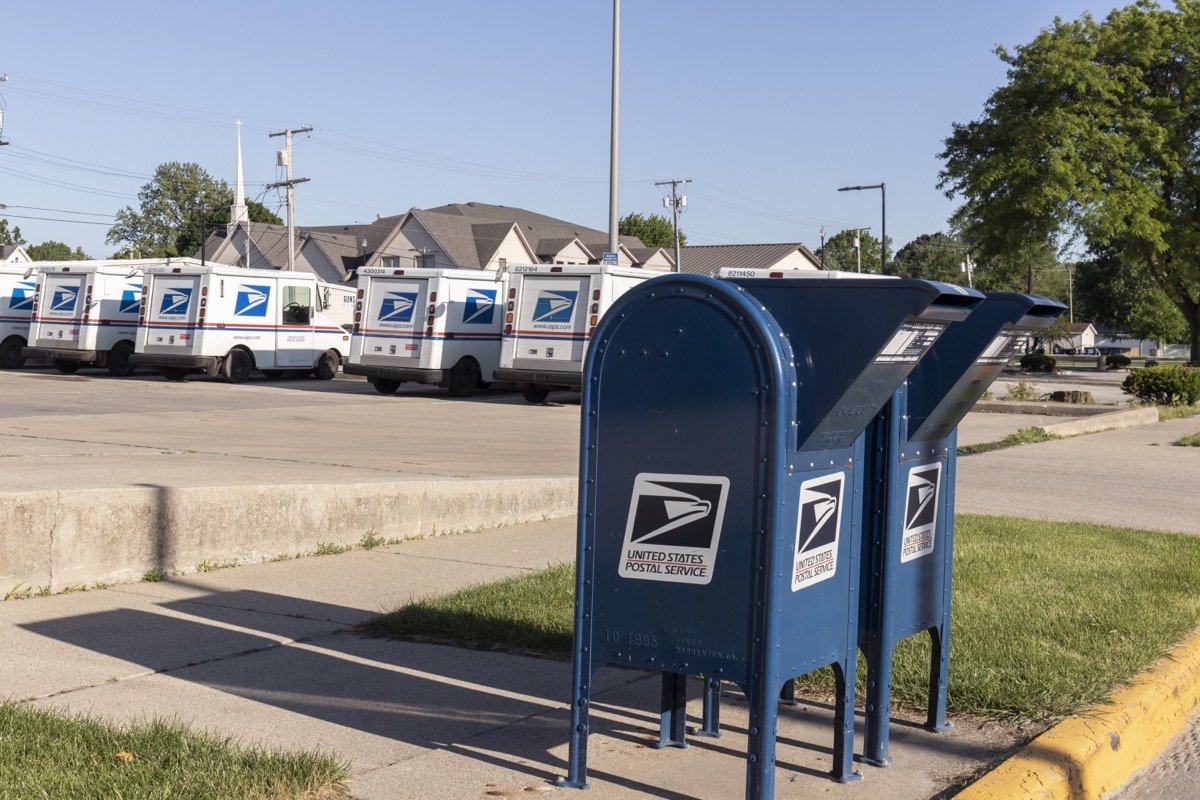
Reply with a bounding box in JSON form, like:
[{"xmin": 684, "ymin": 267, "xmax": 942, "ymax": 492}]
[
  {"xmin": 129, "ymin": 263, "xmax": 351, "ymax": 382},
  {"xmin": 493, "ymin": 264, "xmax": 654, "ymax": 403},
  {"xmin": 0, "ymin": 262, "xmax": 40, "ymax": 369},
  {"xmin": 22, "ymin": 259, "xmax": 200, "ymax": 375},
  {"xmin": 346, "ymin": 266, "xmax": 508, "ymax": 396}
]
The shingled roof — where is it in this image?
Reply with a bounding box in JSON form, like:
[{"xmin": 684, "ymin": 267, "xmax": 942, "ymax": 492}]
[{"xmin": 677, "ymin": 243, "xmax": 821, "ymax": 276}]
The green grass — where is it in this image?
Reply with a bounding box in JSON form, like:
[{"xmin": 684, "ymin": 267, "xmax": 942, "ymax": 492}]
[
  {"xmin": 0, "ymin": 704, "xmax": 347, "ymax": 800},
  {"xmin": 1178, "ymin": 431, "xmax": 1200, "ymax": 446},
  {"xmin": 1159, "ymin": 404, "xmax": 1200, "ymax": 422},
  {"xmin": 957, "ymin": 427, "xmax": 1059, "ymax": 455},
  {"xmin": 359, "ymin": 515, "xmax": 1200, "ymax": 722}
]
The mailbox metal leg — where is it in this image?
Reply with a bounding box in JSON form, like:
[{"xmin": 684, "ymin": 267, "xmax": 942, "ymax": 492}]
[
  {"xmin": 558, "ymin": 668, "xmax": 592, "ymax": 789},
  {"xmin": 862, "ymin": 636, "xmax": 895, "ymax": 767},
  {"xmin": 697, "ymin": 676, "xmax": 722, "ymax": 738},
  {"xmin": 656, "ymin": 672, "xmax": 688, "ymax": 749},
  {"xmin": 745, "ymin": 681, "xmax": 779, "ymax": 800},
  {"xmin": 926, "ymin": 625, "xmax": 954, "ymax": 733},
  {"xmin": 779, "ymin": 677, "xmax": 798, "ymax": 706},
  {"xmin": 833, "ymin": 661, "xmax": 864, "ymax": 782}
]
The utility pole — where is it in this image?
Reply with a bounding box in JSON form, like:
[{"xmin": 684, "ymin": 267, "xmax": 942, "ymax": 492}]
[
  {"xmin": 267, "ymin": 127, "xmax": 313, "ymax": 271},
  {"xmin": 819, "ymin": 226, "xmax": 826, "ymax": 267},
  {"xmin": 607, "ymin": 0, "xmax": 620, "ymax": 255},
  {"xmin": 960, "ymin": 253, "xmax": 974, "ymax": 288},
  {"xmin": 655, "ymin": 178, "xmax": 690, "ymax": 272}
]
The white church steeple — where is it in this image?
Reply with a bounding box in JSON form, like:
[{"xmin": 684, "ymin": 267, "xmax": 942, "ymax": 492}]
[{"xmin": 230, "ymin": 120, "xmax": 249, "ymax": 227}]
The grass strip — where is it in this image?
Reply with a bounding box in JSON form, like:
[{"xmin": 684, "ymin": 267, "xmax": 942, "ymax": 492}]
[
  {"xmin": 956, "ymin": 427, "xmax": 1058, "ymax": 455},
  {"xmin": 1178, "ymin": 431, "xmax": 1200, "ymax": 446},
  {"xmin": 0, "ymin": 705, "xmax": 348, "ymax": 800},
  {"xmin": 359, "ymin": 515, "xmax": 1200, "ymax": 722}
]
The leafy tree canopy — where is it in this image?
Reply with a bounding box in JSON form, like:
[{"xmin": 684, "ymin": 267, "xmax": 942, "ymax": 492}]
[
  {"xmin": 1075, "ymin": 250, "xmax": 1189, "ymax": 342},
  {"xmin": 106, "ymin": 162, "xmax": 281, "ymax": 259},
  {"xmin": 28, "ymin": 241, "xmax": 90, "ymax": 261},
  {"xmin": 0, "ymin": 219, "xmax": 26, "ymax": 247},
  {"xmin": 817, "ymin": 229, "xmax": 890, "ymax": 273},
  {"xmin": 939, "ymin": 0, "xmax": 1200, "ymax": 359},
  {"xmin": 619, "ymin": 212, "xmax": 685, "ymax": 249},
  {"xmin": 890, "ymin": 232, "xmax": 968, "ymax": 284}
]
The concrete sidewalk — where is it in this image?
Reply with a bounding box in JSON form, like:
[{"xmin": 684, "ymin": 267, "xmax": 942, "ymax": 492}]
[{"xmin": 0, "ymin": 517, "xmax": 1037, "ymax": 800}]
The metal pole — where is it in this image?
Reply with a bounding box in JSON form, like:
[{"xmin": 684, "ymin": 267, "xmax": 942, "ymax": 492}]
[
  {"xmin": 285, "ymin": 130, "xmax": 295, "ymax": 271},
  {"xmin": 880, "ymin": 182, "xmax": 886, "ymax": 274},
  {"xmin": 820, "ymin": 226, "xmax": 826, "ymax": 268},
  {"xmin": 671, "ymin": 184, "xmax": 681, "ymax": 272},
  {"xmin": 607, "ymin": 0, "xmax": 620, "ymax": 255},
  {"xmin": 838, "ymin": 183, "xmax": 885, "ymax": 273}
]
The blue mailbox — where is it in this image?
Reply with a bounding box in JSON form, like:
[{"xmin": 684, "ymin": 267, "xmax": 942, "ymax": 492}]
[
  {"xmin": 857, "ymin": 291, "xmax": 1066, "ymax": 767},
  {"xmin": 561, "ymin": 272, "xmax": 980, "ymax": 798}
]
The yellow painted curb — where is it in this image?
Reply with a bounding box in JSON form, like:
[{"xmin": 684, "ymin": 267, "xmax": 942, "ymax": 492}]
[{"xmin": 956, "ymin": 628, "xmax": 1200, "ymax": 799}]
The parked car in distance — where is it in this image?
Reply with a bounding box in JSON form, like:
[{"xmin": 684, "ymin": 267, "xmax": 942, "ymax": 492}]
[{"xmin": 1078, "ymin": 346, "xmax": 1100, "ymax": 356}]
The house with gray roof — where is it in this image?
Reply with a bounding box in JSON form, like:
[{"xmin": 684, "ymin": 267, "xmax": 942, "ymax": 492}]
[
  {"xmin": 1, "ymin": 244, "xmax": 31, "ymax": 265},
  {"xmin": 199, "ymin": 201, "xmax": 675, "ymax": 282},
  {"xmin": 677, "ymin": 243, "xmax": 821, "ymax": 276}
]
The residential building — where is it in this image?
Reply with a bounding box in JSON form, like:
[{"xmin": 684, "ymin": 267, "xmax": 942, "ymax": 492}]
[
  {"xmin": 676, "ymin": 243, "xmax": 822, "ymax": 277},
  {"xmin": 1, "ymin": 244, "xmax": 31, "ymax": 264}
]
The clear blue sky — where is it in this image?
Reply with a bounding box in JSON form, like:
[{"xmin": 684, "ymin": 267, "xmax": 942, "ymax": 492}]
[{"xmin": 1, "ymin": 0, "xmax": 1114, "ymax": 259}]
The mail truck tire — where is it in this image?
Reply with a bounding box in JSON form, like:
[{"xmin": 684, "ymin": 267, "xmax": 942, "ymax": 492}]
[
  {"xmin": 0, "ymin": 336, "xmax": 25, "ymax": 369},
  {"xmin": 313, "ymin": 350, "xmax": 339, "ymax": 381},
  {"xmin": 521, "ymin": 386, "xmax": 550, "ymax": 404},
  {"xmin": 222, "ymin": 349, "xmax": 253, "ymax": 384},
  {"xmin": 371, "ymin": 377, "xmax": 402, "ymax": 395},
  {"xmin": 446, "ymin": 358, "xmax": 481, "ymax": 397},
  {"xmin": 106, "ymin": 341, "xmax": 137, "ymax": 377},
  {"xmin": 160, "ymin": 366, "xmax": 188, "ymax": 381},
  {"xmin": 53, "ymin": 359, "xmax": 80, "ymax": 374}
]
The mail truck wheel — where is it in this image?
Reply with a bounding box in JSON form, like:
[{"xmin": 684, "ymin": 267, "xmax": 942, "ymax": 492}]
[
  {"xmin": 521, "ymin": 386, "xmax": 550, "ymax": 404},
  {"xmin": 0, "ymin": 336, "xmax": 25, "ymax": 369},
  {"xmin": 446, "ymin": 358, "xmax": 481, "ymax": 397},
  {"xmin": 222, "ymin": 349, "xmax": 253, "ymax": 383},
  {"xmin": 53, "ymin": 359, "xmax": 81, "ymax": 374},
  {"xmin": 313, "ymin": 350, "xmax": 339, "ymax": 381},
  {"xmin": 371, "ymin": 377, "xmax": 402, "ymax": 395},
  {"xmin": 106, "ymin": 341, "xmax": 137, "ymax": 377}
]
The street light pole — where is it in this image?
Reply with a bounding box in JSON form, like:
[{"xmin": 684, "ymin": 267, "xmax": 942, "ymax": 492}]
[{"xmin": 838, "ymin": 182, "xmax": 886, "ymax": 273}]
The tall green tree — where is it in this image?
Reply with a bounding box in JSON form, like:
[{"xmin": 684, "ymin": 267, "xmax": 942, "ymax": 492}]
[
  {"xmin": 939, "ymin": 1, "xmax": 1200, "ymax": 360},
  {"xmin": 0, "ymin": 219, "xmax": 25, "ymax": 247},
  {"xmin": 817, "ymin": 229, "xmax": 890, "ymax": 273},
  {"xmin": 890, "ymin": 232, "xmax": 968, "ymax": 284},
  {"xmin": 28, "ymin": 241, "xmax": 89, "ymax": 261},
  {"xmin": 1075, "ymin": 250, "xmax": 1189, "ymax": 342},
  {"xmin": 618, "ymin": 212, "xmax": 685, "ymax": 249},
  {"xmin": 106, "ymin": 162, "xmax": 281, "ymax": 259}
]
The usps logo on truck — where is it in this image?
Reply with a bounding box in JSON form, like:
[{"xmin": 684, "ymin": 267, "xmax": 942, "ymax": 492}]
[
  {"xmin": 900, "ymin": 463, "xmax": 941, "ymax": 563},
  {"xmin": 617, "ymin": 473, "xmax": 730, "ymax": 585},
  {"xmin": 119, "ymin": 286, "xmax": 142, "ymax": 314},
  {"xmin": 50, "ymin": 286, "xmax": 80, "ymax": 314},
  {"xmin": 158, "ymin": 286, "xmax": 193, "ymax": 316},
  {"xmin": 8, "ymin": 280, "xmax": 36, "ymax": 311},
  {"xmin": 462, "ymin": 288, "xmax": 497, "ymax": 325},
  {"xmin": 792, "ymin": 472, "xmax": 845, "ymax": 591},
  {"xmin": 533, "ymin": 290, "xmax": 577, "ymax": 324},
  {"xmin": 379, "ymin": 292, "xmax": 418, "ymax": 326},
  {"xmin": 234, "ymin": 284, "xmax": 271, "ymax": 317}
]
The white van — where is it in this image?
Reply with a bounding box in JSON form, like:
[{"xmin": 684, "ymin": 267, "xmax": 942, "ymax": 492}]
[
  {"xmin": 494, "ymin": 264, "xmax": 653, "ymax": 403},
  {"xmin": 345, "ymin": 266, "xmax": 507, "ymax": 396},
  {"xmin": 22, "ymin": 259, "xmax": 198, "ymax": 375},
  {"xmin": 0, "ymin": 262, "xmax": 40, "ymax": 369},
  {"xmin": 129, "ymin": 263, "xmax": 351, "ymax": 382}
]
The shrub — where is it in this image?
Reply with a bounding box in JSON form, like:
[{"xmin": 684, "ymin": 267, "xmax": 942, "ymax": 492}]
[
  {"xmin": 1122, "ymin": 365, "xmax": 1200, "ymax": 406},
  {"xmin": 1106, "ymin": 354, "xmax": 1132, "ymax": 369},
  {"xmin": 1145, "ymin": 359, "xmax": 1158, "ymax": 368},
  {"xmin": 1019, "ymin": 353, "xmax": 1057, "ymax": 373},
  {"xmin": 1004, "ymin": 379, "xmax": 1040, "ymax": 402}
]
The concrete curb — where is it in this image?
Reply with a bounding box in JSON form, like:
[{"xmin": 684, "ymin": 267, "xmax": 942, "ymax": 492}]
[
  {"xmin": 0, "ymin": 478, "xmax": 579, "ymax": 592},
  {"xmin": 1041, "ymin": 406, "xmax": 1160, "ymax": 437},
  {"xmin": 956, "ymin": 628, "xmax": 1200, "ymax": 799}
]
